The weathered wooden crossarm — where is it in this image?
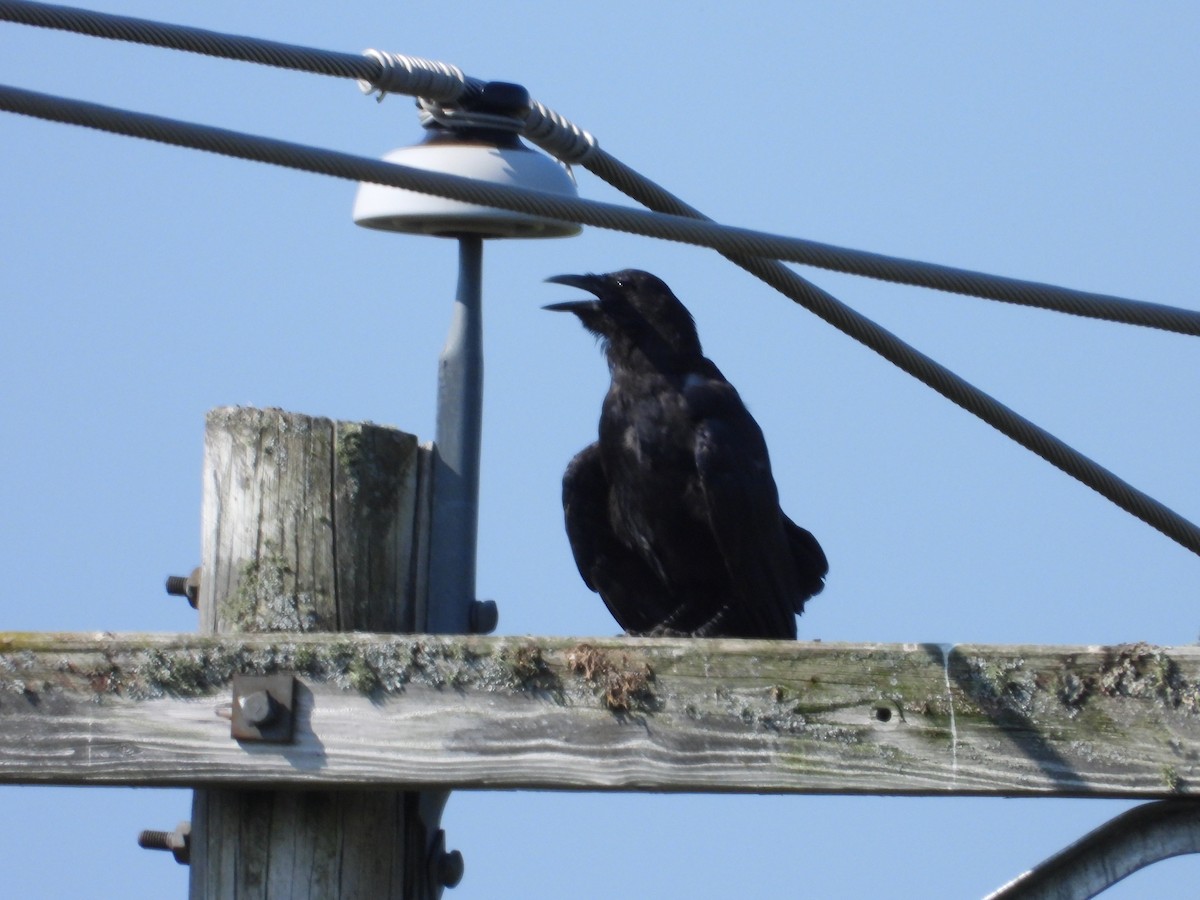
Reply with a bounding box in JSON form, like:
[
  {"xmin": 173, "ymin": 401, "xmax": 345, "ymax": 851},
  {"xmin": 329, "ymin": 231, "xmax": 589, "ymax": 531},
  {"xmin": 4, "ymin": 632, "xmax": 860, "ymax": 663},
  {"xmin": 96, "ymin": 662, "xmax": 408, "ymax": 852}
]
[{"xmin": 1, "ymin": 632, "xmax": 1196, "ymax": 797}]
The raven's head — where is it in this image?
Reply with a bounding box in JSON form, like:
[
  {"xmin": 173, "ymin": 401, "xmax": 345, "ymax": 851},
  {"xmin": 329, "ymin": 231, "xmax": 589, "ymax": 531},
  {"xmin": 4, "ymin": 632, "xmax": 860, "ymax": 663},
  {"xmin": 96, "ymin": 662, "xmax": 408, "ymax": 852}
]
[{"xmin": 543, "ymin": 270, "xmax": 701, "ymax": 363}]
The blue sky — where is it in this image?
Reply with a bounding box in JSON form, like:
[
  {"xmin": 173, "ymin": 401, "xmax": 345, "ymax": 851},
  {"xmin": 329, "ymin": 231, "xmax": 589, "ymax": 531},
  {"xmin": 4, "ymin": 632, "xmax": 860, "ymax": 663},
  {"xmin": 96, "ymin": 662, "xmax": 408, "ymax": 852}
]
[{"xmin": 1, "ymin": 2, "xmax": 1198, "ymax": 896}]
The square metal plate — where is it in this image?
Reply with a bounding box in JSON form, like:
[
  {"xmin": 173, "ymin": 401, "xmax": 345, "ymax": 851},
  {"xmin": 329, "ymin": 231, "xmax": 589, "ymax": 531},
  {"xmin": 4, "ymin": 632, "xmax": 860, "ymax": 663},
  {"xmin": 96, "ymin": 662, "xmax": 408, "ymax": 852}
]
[{"xmin": 230, "ymin": 673, "xmax": 296, "ymax": 743}]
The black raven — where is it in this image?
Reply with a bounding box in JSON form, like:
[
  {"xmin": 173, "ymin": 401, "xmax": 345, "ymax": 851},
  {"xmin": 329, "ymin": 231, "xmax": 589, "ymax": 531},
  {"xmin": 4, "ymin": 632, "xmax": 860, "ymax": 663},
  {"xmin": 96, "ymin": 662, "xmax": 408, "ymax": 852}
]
[{"xmin": 545, "ymin": 269, "xmax": 827, "ymax": 639}]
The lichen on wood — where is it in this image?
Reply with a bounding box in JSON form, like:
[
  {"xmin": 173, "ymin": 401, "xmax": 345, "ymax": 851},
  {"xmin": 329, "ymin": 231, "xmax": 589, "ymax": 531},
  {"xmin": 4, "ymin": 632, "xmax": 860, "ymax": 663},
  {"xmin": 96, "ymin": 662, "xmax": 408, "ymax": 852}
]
[
  {"xmin": 1, "ymin": 633, "xmax": 1198, "ymax": 797},
  {"xmin": 221, "ymin": 554, "xmax": 320, "ymax": 634}
]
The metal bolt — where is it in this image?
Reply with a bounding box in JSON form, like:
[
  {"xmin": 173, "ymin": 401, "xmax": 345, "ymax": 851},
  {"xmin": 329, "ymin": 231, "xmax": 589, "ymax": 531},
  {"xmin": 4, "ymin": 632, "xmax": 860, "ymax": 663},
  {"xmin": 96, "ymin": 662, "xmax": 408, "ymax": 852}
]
[
  {"xmin": 237, "ymin": 690, "xmax": 277, "ymax": 727},
  {"xmin": 139, "ymin": 830, "xmax": 172, "ymax": 849},
  {"xmin": 469, "ymin": 599, "xmax": 498, "ymax": 635},
  {"xmin": 428, "ymin": 829, "xmax": 464, "ymax": 888},
  {"xmin": 164, "ymin": 566, "xmax": 201, "ymax": 609},
  {"xmin": 438, "ymin": 849, "xmax": 465, "ymax": 888},
  {"xmin": 230, "ymin": 673, "xmax": 296, "ymax": 743},
  {"xmin": 138, "ymin": 821, "xmax": 191, "ymax": 865}
]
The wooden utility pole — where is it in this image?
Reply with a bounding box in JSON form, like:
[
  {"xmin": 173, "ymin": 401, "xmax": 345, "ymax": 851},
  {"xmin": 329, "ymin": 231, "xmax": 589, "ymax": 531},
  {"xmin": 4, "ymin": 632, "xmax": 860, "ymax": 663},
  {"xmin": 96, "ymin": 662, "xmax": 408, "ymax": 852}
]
[
  {"xmin": 1, "ymin": 407, "xmax": 1196, "ymax": 898},
  {"xmin": 188, "ymin": 406, "xmax": 454, "ymax": 899}
]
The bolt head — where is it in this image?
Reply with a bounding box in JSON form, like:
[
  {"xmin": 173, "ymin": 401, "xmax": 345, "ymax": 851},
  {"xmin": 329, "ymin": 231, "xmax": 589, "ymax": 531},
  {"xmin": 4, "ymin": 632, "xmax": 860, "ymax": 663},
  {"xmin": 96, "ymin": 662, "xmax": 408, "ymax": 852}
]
[
  {"xmin": 237, "ymin": 690, "xmax": 276, "ymax": 726},
  {"xmin": 469, "ymin": 599, "xmax": 499, "ymax": 635},
  {"xmin": 171, "ymin": 821, "xmax": 192, "ymax": 866},
  {"xmin": 438, "ymin": 849, "xmax": 465, "ymax": 887}
]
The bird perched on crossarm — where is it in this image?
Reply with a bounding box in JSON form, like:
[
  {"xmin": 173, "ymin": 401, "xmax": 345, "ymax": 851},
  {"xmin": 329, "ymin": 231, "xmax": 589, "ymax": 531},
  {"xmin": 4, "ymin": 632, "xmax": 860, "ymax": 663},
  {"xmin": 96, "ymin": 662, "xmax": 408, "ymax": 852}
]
[{"xmin": 544, "ymin": 269, "xmax": 827, "ymax": 640}]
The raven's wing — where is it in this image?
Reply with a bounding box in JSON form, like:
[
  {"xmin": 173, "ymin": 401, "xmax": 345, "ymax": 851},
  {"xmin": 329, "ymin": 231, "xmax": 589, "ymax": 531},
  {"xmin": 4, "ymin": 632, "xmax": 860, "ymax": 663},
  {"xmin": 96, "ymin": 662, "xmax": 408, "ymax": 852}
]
[
  {"xmin": 688, "ymin": 377, "xmax": 805, "ymax": 639},
  {"xmin": 562, "ymin": 443, "xmax": 675, "ymax": 635}
]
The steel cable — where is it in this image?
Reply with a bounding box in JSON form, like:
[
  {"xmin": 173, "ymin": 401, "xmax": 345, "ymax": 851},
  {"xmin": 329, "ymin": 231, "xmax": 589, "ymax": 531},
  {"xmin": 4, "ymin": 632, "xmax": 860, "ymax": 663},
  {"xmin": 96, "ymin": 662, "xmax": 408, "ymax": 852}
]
[
  {"xmin": 0, "ymin": 0, "xmax": 375, "ymax": 79},
  {"xmin": 3, "ymin": 0, "xmax": 1199, "ymax": 335},
  {"xmin": 0, "ymin": 0, "xmax": 475, "ymax": 100},
  {"xmin": 3, "ymin": 81, "xmax": 1198, "ymax": 558},
  {"xmin": 578, "ymin": 152, "xmax": 1200, "ymax": 556}
]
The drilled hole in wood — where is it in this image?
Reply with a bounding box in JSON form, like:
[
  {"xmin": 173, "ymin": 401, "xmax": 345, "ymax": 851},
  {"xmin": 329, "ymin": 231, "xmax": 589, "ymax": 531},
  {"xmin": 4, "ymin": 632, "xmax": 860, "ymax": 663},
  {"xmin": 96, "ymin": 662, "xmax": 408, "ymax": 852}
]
[{"xmin": 874, "ymin": 706, "xmax": 892, "ymax": 723}]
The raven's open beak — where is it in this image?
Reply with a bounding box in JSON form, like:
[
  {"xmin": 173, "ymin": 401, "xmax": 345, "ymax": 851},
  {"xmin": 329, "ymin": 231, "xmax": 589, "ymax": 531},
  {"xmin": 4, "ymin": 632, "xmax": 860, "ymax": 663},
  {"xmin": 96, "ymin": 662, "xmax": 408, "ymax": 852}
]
[
  {"xmin": 543, "ymin": 273, "xmax": 604, "ymax": 313},
  {"xmin": 545, "ymin": 273, "xmax": 602, "ymax": 292}
]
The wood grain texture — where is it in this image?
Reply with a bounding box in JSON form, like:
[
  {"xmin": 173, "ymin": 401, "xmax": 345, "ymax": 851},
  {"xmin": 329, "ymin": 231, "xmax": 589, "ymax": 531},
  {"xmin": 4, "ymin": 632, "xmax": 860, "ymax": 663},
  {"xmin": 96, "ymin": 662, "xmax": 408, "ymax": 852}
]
[
  {"xmin": 190, "ymin": 407, "xmax": 435, "ymax": 899},
  {"xmin": 199, "ymin": 407, "xmax": 425, "ymax": 635},
  {"xmin": 2, "ymin": 632, "xmax": 1196, "ymax": 798}
]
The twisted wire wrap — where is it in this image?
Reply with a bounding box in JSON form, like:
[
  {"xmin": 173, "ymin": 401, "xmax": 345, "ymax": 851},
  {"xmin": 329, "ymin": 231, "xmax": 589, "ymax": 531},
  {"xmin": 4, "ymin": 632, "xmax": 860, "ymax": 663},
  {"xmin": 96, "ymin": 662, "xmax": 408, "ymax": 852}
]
[
  {"xmin": 523, "ymin": 100, "xmax": 598, "ymax": 164},
  {"xmin": 359, "ymin": 49, "xmax": 469, "ymax": 103},
  {"xmin": 417, "ymin": 96, "xmax": 524, "ymax": 133}
]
